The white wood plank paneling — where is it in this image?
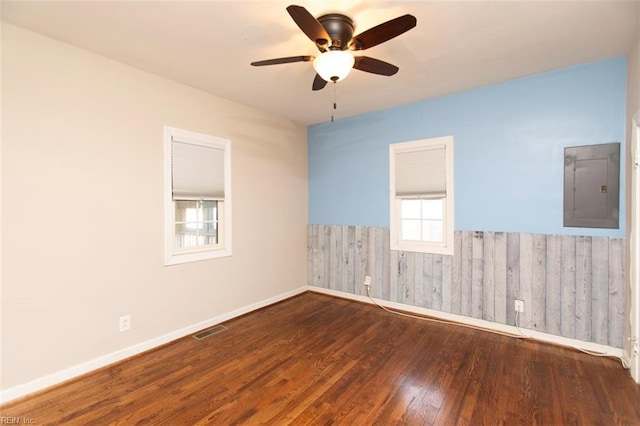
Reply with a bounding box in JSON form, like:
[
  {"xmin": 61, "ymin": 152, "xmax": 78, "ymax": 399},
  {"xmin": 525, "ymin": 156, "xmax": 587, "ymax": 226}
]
[
  {"xmin": 575, "ymin": 236, "xmax": 593, "ymax": 342},
  {"xmin": 608, "ymin": 238, "xmax": 625, "ymax": 347},
  {"xmin": 591, "ymin": 237, "xmax": 609, "ymax": 345},
  {"xmin": 472, "ymin": 232, "xmax": 484, "ymax": 319},
  {"xmin": 461, "ymin": 232, "xmax": 474, "ymax": 317},
  {"xmin": 451, "ymin": 231, "xmax": 462, "ymax": 315},
  {"xmin": 442, "ymin": 254, "xmax": 453, "ymax": 313},
  {"xmin": 546, "ymin": 234, "xmax": 562, "ymax": 336},
  {"xmin": 519, "ymin": 233, "xmax": 533, "ymax": 328},
  {"xmin": 482, "ymin": 232, "xmax": 495, "ymax": 322},
  {"xmin": 423, "ymin": 253, "xmax": 434, "ymax": 309},
  {"xmin": 494, "ymin": 232, "xmax": 507, "ymax": 324},
  {"xmin": 561, "ymin": 235, "xmax": 577, "ymax": 339},
  {"xmin": 414, "ymin": 253, "xmax": 426, "ymax": 308},
  {"xmin": 532, "ymin": 234, "xmax": 547, "ymax": 331},
  {"xmin": 506, "ymin": 233, "xmax": 520, "ymax": 327},
  {"xmin": 307, "ymin": 225, "xmax": 314, "ymax": 286},
  {"xmin": 307, "ymin": 225, "xmax": 626, "ymax": 348},
  {"xmin": 433, "ymin": 254, "xmax": 443, "ymax": 311}
]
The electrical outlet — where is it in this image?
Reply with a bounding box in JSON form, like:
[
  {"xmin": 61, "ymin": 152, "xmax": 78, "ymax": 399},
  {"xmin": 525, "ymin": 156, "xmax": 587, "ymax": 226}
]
[
  {"xmin": 119, "ymin": 315, "xmax": 131, "ymax": 332},
  {"xmin": 364, "ymin": 275, "xmax": 372, "ymax": 286},
  {"xmin": 514, "ymin": 300, "xmax": 525, "ymax": 313}
]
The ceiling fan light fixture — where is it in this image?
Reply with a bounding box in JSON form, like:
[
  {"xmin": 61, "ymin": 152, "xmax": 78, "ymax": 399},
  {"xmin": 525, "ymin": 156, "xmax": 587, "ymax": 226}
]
[{"xmin": 313, "ymin": 50, "xmax": 355, "ymax": 82}]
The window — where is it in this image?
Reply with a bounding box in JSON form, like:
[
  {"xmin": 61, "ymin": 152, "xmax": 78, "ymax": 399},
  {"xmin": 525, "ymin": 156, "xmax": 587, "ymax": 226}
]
[
  {"xmin": 164, "ymin": 126, "xmax": 231, "ymax": 265},
  {"xmin": 390, "ymin": 136, "xmax": 454, "ymax": 255}
]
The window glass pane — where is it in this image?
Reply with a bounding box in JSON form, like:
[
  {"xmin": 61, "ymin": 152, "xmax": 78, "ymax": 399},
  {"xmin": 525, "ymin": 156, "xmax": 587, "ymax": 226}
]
[
  {"xmin": 401, "ymin": 219, "xmax": 422, "ymax": 240},
  {"xmin": 202, "ymin": 221, "xmax": 217, "ymax": 238},
  {"xmin": 175, "ymin": 200, "xmax": 197, "ymax": 222},
  {"xmin": 202, "ymin": 201, "xmax": 217, "ymax": 221},
  {"xmin": 401, "ymin": 200, "xmax": 422, "ymax": 219},
  {"xmin": 175, "ymin": 223, "xmax": 191, "ymax": 236},
  {"xmin": 422, "ymin": 220, "xmax": 443, "ymax": 242},
  {"xmin": 421, "ymin": 199, "xmax": 443, "ymax": 220},
  {"xmin": 184, "ymin": 207, "xmax": 201, "ymax": 229},
  {"xmin": 174, "ymin": 200, "xmax": 218, "ymax": 249},
  {"xmin": 175, "ymin": 224, "xmax": 197, "ymax": 249}
]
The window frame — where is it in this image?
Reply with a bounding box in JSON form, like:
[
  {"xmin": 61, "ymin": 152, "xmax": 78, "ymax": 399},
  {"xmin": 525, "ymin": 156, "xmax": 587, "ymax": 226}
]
[
  {"xmin": 164, "ymin": 126, "xmax": 232, "ymax": 265},
  {"xmin": 389, "ymin": 136, "xmax": 454, "ymax": 255}
]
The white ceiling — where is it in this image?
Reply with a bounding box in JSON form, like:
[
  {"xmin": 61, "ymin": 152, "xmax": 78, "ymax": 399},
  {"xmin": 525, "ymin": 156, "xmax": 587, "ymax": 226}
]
[{"xmin": 2, "ymin": 1, "xmax": 638, "ymax": 125}]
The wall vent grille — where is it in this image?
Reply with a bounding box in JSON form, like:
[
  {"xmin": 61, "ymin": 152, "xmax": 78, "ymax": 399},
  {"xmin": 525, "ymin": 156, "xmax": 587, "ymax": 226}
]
[{"xmin": 193, "ymin": 325, "xmax": 227, "ymax": 340}]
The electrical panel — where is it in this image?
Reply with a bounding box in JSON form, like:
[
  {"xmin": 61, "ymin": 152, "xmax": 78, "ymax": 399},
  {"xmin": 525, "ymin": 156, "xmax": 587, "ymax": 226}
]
[{"xmin": 564, "ymin": 142, "xmax": 620, "ymax": 229}]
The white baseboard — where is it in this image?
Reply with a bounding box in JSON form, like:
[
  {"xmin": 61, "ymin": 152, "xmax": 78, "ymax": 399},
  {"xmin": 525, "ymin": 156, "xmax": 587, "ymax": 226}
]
[
  {"xmin": 309, "ymin": 286, "xmax": 626, "ymax": 363},
  {"xmin": 0, "ymin": 286, "xmax": 308, "ymax": 404},
  {"xmin": 621, "ymin": 350, "xmax": 632, "ymax": 371}
]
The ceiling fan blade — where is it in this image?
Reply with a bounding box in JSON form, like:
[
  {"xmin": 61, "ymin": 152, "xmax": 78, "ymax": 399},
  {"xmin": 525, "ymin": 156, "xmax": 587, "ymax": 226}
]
[
  {"xmin": 287, "ymin": 5, "xmax": 331, "ymax": 48},
  {"xmin": 353, "ymin": 56, "xmax": 399, "ymax": 76},
  {"xmin": 350, "ymin": 14, "xmax": 416, "ymax": 51},
  {"xmin": 312, "ymin": 74, "xmax": 328, "ymax": 91},
  {"xmin": 251, "ymin": 56, "xmax": 313, "ymax": 66}
]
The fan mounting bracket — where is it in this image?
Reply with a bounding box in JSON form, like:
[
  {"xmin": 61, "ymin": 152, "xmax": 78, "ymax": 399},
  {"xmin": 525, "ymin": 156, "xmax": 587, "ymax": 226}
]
[{"xmin": 317, "ymin": 13, "xmax": 354, "ymax": 50}]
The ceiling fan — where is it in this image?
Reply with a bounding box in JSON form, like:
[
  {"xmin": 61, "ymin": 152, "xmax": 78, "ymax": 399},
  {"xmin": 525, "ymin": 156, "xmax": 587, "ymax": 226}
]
[{"xmin": 251, "ymin": 5, "xmax": 417, "ymax": 91}]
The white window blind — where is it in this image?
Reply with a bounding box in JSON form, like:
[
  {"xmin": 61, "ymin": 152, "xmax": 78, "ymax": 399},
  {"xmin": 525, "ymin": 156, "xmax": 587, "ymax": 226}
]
[
  {"xmin": 395, "ymin": 145, "xmax": 446, "ymax": 198},
  {"xmin": 171, "ymin": 139, "xmax": 225, "ymax": 200}
]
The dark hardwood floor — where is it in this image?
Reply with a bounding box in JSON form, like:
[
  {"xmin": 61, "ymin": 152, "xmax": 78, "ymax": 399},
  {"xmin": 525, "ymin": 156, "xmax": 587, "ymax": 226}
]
[{"xmin": 2, "ymin": 292, "xmax": 640, "ymax": 425}]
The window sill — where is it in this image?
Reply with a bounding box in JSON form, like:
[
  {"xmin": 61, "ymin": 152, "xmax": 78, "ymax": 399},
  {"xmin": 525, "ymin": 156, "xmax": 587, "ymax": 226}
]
[
  {"xmin": 164, "ymin": 247, "xmax": 231, "ymax": 266},
  {"xmin": 391, "ymin": 240, "xmax": 453, "ymax": 256}
]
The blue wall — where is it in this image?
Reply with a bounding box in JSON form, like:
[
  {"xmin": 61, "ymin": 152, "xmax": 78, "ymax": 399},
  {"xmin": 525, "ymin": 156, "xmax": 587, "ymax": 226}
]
[{"xmin": 308, "ymin": 57, "xmax": 627, "ymax": 237}]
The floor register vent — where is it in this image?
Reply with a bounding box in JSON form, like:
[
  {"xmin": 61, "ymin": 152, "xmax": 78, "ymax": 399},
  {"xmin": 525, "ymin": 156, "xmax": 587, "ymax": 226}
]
[{"xmin": 193, "ymin": 325, "xmax": 227, "ymax": 340}]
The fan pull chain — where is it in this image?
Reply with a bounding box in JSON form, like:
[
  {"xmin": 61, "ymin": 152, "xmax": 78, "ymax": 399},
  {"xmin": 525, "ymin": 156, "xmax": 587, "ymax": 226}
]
[{"xmin": 331, "ymin": 81, "xmax": 337, "ymax": 122}]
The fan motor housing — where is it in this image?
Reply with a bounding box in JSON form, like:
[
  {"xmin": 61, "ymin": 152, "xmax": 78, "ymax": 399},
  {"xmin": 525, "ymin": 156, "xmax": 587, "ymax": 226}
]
[{"xmin": 318, "ymin": 14, "xmax": 354, "ymax": 50}]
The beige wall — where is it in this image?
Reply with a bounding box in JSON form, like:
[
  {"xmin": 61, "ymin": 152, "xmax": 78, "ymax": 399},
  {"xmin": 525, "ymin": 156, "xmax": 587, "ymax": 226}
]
[
  {"xmin": 625, "ymin": 4, "xmax": 640, "ymax": 361},
  {"xmin": 629, "ymin": 10, "xmax": 640, "ymax": 134},
  {"xmin": 1, "ymin": 24, "xmax": 308, "ymax": 390}
]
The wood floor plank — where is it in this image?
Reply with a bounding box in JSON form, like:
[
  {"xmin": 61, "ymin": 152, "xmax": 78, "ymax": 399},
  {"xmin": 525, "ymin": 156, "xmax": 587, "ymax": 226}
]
[{"xmin": 2, "ymin": 292, "xmax": 639, "ymax": 425}]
